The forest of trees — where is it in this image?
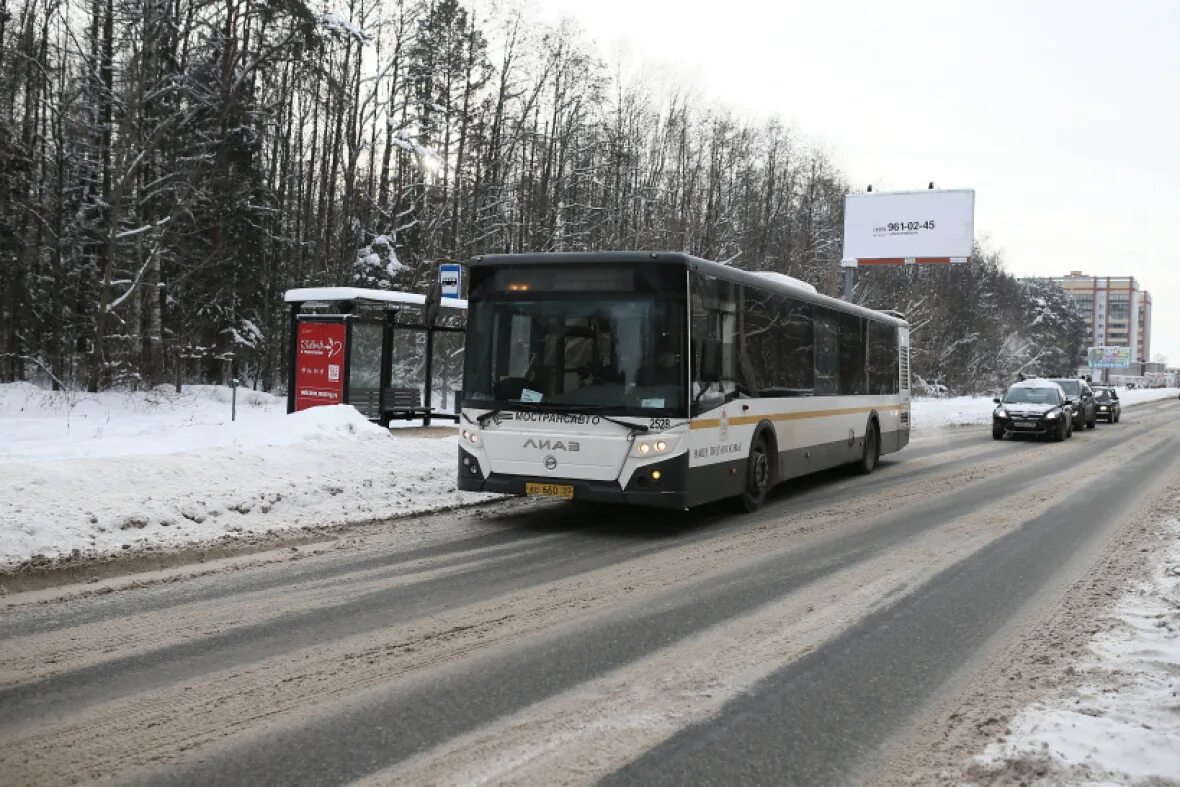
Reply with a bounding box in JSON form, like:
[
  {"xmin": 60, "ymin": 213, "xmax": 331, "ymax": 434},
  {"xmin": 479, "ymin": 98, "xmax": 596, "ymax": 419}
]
[{"xmin": 0, "ymin": 0, "xmax": 1084, "ymax": 395}]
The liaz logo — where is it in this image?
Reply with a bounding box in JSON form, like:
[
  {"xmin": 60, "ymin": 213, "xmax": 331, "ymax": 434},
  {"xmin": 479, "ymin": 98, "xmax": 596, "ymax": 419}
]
[{"xmin": 523, "ymin": 438, "xmax": 580, "ymax": 452}]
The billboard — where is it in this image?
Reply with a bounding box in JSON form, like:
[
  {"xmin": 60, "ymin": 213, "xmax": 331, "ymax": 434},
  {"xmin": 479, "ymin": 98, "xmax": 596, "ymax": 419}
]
[
  {"xmin": 842, "ymin": 189, "xmax": 975, "ymax": 266},
  {"xmin": 294, "ymin": 320, "xmax": 347, "ymax": 411},
  {"xmin": 1087, "ymin": 346, "xmax": 1133, "ymax": 369}
]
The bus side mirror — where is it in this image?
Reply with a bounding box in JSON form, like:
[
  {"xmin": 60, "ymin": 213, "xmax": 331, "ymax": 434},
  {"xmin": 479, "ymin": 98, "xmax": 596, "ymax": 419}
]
[
  {"xmin": 698, "ymin": 338, "xmax": 723, "ymax": 383},
  {"xmin": 694, "ymin": 390, "xmax": 726, "ymax": 414}
]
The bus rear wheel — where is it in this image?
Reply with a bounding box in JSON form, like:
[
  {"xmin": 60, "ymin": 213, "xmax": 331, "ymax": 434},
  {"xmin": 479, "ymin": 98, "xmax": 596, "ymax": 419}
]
[{"xmin": 737, "ymin": 435, "xmax": 771, "ymax": 513}]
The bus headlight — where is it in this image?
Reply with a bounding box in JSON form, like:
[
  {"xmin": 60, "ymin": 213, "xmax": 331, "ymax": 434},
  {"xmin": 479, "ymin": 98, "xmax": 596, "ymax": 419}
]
[
  {"xmin": 461, "ymin": 429, "xmax": 480, "ymax": 446},
  {"xmin": 633, "ymin": 436, "xmax": 676, "ymax": 458}
]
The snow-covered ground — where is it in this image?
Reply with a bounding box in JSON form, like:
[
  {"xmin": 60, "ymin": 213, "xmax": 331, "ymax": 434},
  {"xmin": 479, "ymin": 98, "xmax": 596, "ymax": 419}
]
[
  {"xmin": 973, "ymin": 518, "xmax": 1180, "ymax": 783},
  {"xmin": 0, "ymin": 383, "xmax": 493, "ymax": 569},
  {"xmin": 0, "ymin": 382, "xmax": 441, "ymax": 461},
  {"xmin": 911, "ymin": 388, "xmax": 1179, "ymax": 433},
  {"xmin": 1, "ymin": 383, "xmax": 1176, "ymax": 570}
]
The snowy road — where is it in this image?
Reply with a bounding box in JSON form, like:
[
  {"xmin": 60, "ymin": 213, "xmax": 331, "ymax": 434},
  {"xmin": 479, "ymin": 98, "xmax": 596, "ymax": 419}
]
[{"xmin": 1, "ymin": 399, "xmax": 1178, "ymax": 785}]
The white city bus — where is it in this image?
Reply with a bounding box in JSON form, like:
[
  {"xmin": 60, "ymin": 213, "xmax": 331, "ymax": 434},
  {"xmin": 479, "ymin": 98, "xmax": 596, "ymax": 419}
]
[{"xmin": 457, "ymin": 252, "xmax": 910, "ymax": 511}]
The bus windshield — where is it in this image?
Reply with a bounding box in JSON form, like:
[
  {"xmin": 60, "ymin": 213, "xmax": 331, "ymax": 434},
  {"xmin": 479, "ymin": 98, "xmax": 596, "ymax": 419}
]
[{"xmin": 463, "ymin": 297, "xmax": 685, "ymax": 416}]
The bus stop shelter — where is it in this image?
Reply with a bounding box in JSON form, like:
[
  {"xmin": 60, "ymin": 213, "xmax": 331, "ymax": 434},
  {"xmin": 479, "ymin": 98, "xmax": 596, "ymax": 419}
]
[{"xmin": 284, "ymin": 287, "xmax": 467, "ymax": 426}]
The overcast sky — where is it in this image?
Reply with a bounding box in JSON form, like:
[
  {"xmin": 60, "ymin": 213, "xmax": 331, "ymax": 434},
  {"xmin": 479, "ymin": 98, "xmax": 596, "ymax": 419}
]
[{"xmin": 533, "ymin": 0, "xmax": 1180, "ymax": 364}]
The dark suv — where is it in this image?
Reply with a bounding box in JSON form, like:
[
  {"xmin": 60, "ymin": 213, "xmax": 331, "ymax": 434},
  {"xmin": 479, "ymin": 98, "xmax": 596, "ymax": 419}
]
[
  {"xmin": 993, "ymin": 380, "xmax": 1073, "ymax": 441},
  {"xmin": 1092, "ymin": 386, "xmax": 1121, "ymax": 423},
  {"xmin": 1047, "ymin": 378, "xmax": 1097, "ymax": 430}
]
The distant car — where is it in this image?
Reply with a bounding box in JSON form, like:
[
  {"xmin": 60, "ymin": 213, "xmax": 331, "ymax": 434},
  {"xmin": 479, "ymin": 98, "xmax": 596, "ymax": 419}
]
[
  {"xmin": 1047, "ymin": 378, "xmax": 1097, "ymax": 430},
  {"xmin": 993, "ymin": 379, "xmax": 1073, "ymax": 441},
  {"xmin": 1092, "ymin": 386, "xmax": 1121, "ymax": 423}
]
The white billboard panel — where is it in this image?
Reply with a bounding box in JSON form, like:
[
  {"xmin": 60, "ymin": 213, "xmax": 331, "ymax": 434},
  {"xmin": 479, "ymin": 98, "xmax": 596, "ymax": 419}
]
[
  {"xmin": 1087, "ymin": 346, "xmax": 1133, "ymax": 368},
  {"xmin": 842, "ymin": 189, "xmax": 975, "ymax": 266}
]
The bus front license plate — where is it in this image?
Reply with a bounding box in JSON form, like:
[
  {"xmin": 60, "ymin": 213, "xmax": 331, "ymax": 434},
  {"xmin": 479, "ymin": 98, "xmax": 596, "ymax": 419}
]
[{"xmin": 525, "ymin": 482, "xmax": 574, "ymax": 499}]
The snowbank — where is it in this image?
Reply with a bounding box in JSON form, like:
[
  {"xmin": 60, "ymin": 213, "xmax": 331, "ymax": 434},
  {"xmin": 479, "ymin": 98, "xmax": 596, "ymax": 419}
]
[
  {"xmin": 910, "ymin": 396, "xmax": 997, "ymax": 432},
  {"xmin": 0, "ymin": 382, "xmax": 441, "ymax": 460},
  {"xmin": 910, "ymin": 387, "xmax": 1178, "ymax": 434},
  {"xmin": 974, "ymin": 519, "xmax": 1180, "ymax": 782},
  {"xmin": 1116, "ymin": 386, "xmax": 1180, "ymax": 406},
  {"xmin": 0, "ymin": 384, "xmax": 493, "ymax": 570}
]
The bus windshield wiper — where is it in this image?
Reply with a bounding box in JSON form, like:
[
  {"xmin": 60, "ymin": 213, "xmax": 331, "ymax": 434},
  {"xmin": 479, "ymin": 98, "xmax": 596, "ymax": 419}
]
[{"xmin": 473, "ymin": 409, "xmax": 503, "ymax": 426}]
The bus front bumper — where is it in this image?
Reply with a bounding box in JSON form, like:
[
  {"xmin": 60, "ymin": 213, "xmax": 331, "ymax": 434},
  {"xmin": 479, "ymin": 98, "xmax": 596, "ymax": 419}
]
[{"xmin": 458, "ymin": 449, "xmax": 689, "ymax": 509}]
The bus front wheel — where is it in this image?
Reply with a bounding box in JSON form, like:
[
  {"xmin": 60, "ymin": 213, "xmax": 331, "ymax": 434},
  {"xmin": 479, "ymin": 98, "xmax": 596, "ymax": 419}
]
[{"xmin": 737, "ymin": 435, "xmax": 772, "ymax": 513}]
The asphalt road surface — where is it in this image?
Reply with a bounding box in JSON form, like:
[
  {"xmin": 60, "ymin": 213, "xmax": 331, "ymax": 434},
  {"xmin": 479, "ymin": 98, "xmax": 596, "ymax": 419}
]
[{"xmin": 2, "ymin": 399, "xmax": 1178, "ymax": 786}]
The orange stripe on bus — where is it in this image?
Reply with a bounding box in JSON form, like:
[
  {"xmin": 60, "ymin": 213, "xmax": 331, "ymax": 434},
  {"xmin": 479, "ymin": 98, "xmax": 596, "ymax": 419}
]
[{"xmin": 689, "ymin": 404, "xmax": 901, "ymax": 430}]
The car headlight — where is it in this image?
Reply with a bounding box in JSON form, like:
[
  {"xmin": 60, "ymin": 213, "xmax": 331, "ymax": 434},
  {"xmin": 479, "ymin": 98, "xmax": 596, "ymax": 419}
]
[
  {"xmin": 995, "ymin": 408, "xmax": 1009, "ymax": 419},
  {"xmin": 1098, "ymin": 406, "xmax": 1108, "ymax": 411},
  {"xmin": 461, "ymin": 429, "xmax": 480, "ymax": 446},
  {"xmin": 1045, "ymin": 409, "xmax": 1060, "ymax": 419}
]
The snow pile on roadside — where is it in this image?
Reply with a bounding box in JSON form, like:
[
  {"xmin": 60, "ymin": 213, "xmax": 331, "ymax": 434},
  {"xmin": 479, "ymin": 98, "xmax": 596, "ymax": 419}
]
[
  {"xmin": 0, "ymin": 384, "xmax": 493, "ymax": 571},
  {"xmin": 2, "ymin": 382, "xmax": 295, "ymax": 460},
  {"xmin": 910, "ymin": 396, "xmax": 997, "ymax": 432},
  {"xmin": 1117, "ymin": 386, "xmax": 1180, "ymax": 406},
  {"xmin": 973, "ymin": 519, "xmax": 1180, "ymax": 783},
  {"xmin": 910, "ymin": 387, "xmax": 1178, "ymax": 433},
  {"xmin": 0, "ymin": 382, "xmax": 440, "ymax": 460}
]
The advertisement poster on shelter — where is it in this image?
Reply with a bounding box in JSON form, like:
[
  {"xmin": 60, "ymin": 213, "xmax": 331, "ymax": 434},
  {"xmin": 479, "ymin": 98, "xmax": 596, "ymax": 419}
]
[{"xmin": 295, "ymin": 321, "xmax": 346, "ymax": 411}]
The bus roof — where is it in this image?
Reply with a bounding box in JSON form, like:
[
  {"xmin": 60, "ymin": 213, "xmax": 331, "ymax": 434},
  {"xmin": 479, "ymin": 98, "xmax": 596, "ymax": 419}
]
[{"xmin": 470, "ymin": 251, "xmax": 909, "ymax": 328}]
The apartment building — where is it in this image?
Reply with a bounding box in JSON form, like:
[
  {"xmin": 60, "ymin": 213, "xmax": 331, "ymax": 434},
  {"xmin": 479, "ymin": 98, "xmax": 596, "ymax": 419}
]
[
  {"xmin": 1137, "ymin": 290, "xmax": 1152, "ymax": 362},
  {"xmin": 1041, "ymin": 272, "xmax": 1152, "ymax": 362}
]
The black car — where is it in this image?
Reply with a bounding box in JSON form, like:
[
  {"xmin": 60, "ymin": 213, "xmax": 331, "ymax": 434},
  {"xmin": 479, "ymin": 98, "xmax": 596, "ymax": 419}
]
[
  {"xmin": 1092, "ymin": 386, "xmax": 1121, "ymax": 423},
  {"xmin": 993, "ymin": 380, "xmax": 1073, "ymax": 441},
  {"xmin": 1047, "ymin": 378, "xmax": 1097, "ymax": 430}
]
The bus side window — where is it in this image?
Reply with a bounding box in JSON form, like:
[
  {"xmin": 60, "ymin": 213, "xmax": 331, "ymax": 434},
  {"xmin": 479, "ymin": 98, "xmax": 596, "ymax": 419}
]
[
  {"xmin": 781, "ymin": 297, "xmax": 814, "ymax": 394},
  {"xmin": 868, "ymin": 321, "xmax": 898, "ymax": 395},
  {"xmin": 838, "ymin": 314, "xmax": 866, "ymax": 395},
  {"xmin": 739, "ymin": 287, "xmax": 770, "ymax": 395},
  {"xmin": 814, "ymin": 315, "xmax": 839, "ymax": 395},
  {"xmin": 691, "ymin": 274, "xmax": 737, "ymax": 398}
]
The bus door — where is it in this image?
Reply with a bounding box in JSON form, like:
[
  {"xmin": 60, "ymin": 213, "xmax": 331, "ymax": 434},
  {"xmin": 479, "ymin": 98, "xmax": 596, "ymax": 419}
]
[{"xmin": 898, "ymin": 326, "xmax": 912, "ymax": 439}]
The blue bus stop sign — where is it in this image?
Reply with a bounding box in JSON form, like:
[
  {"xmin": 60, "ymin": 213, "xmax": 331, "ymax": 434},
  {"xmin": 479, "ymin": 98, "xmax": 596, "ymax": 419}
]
[{"xmin": 439, "ymin": 264, "xmax": 462, "ymax": 300}]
